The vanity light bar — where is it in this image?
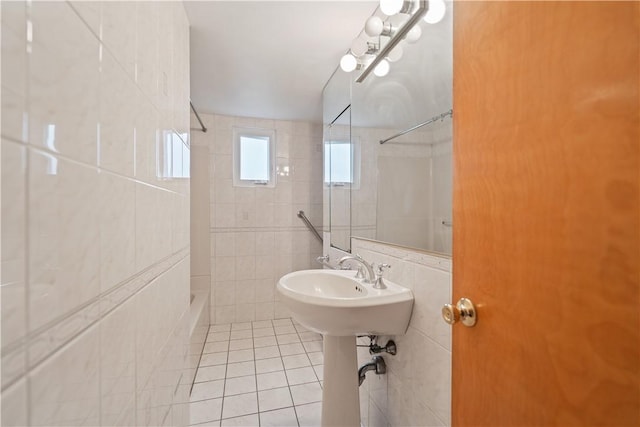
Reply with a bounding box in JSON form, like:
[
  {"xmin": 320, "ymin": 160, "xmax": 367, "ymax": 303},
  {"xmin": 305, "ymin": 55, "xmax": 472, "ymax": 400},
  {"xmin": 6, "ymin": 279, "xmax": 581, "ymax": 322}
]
[{"xmin": 356, "ymin": 0, "xmax": 428, "ymax": 83}]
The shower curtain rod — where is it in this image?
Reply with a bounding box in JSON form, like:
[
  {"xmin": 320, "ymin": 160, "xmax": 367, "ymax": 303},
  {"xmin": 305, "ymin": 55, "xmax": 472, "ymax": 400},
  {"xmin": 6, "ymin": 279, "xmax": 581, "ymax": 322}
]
[
  {"xmin": 379, "ymin": 109, "xmax": 453, "ymax": 144},
  {"xmin": 190, "ymin": 101, "xmax": 207, "ymax": 132}
]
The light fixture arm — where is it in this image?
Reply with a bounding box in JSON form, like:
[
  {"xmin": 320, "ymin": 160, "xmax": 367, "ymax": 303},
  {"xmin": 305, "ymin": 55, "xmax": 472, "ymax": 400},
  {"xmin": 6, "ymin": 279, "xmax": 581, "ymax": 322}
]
[{"xmin": 356, "ymin": 0, "xmax": 428, "ymax": 83}]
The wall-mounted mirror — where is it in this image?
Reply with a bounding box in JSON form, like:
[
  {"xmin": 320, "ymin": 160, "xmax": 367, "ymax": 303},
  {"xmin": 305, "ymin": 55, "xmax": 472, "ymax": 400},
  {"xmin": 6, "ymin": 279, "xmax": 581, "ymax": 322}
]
[
  {"xmin": 323, "ymin": 3, "xmax": 453, "ymax": 256},
  {"xmin": 322, "ymin": 68, "xmax": 352, "ymax": 251}
]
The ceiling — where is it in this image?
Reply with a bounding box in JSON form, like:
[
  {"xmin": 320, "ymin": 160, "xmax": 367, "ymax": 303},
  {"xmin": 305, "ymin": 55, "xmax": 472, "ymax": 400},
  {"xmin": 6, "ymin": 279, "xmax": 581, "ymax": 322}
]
[{"xmin": 184, "ymin": 1, "xmax": 377, "ymax": 123}]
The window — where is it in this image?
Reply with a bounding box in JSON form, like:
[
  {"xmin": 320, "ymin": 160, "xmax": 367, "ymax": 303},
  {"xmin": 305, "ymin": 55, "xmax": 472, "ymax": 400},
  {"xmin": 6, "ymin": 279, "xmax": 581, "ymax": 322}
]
[
  {"xmin": 157, "ymin": 131, "xmax": 190, "ymax": 179},
  {"xmin": 233, "ymin": 127, "xmax": 276, "ymax": 187},
  {"xmin": 324, "ymin": 139, "xmax": 360, "ymax": 188}
]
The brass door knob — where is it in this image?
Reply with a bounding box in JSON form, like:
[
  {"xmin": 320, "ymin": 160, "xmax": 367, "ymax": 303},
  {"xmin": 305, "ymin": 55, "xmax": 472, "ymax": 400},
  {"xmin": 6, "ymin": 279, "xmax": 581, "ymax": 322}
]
[{"xmin": 442, "ymin": 298, "xmax": 477, "ymax": 327}]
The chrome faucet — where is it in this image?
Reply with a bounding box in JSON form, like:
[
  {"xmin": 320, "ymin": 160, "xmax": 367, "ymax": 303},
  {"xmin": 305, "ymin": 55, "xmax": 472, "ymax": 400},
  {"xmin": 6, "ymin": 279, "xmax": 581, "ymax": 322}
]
[
  {"xmin": 373, "ymin": 263, "xmax": 391, "ymax": 289},
  {"xmin": 338, "ymin": 254, "xmax": 375, "ymax": 284}
]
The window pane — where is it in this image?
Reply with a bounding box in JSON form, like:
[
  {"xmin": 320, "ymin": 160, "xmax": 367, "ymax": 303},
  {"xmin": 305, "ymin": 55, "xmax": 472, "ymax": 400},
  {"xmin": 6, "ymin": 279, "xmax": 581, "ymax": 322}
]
[
  {"xmin": 325, "ymin": 142, "xmax": 352, "ymax": 183},
  {"xmin": 240, "ymin": 135, "xmax": 269, "ymax": 181}
]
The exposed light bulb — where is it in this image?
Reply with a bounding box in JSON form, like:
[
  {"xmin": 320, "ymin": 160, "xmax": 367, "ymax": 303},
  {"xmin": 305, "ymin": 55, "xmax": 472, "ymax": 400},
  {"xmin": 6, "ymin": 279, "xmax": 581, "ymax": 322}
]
[
  {"xmin": 386, "ymin": 45, "xmax": 403, "ymax": 62},
  {"xmin": 374, "ymin": 59, "xmax": 390, "ymax": 77},
  {"xmin": 351, "ymin": 37, "xmax": 368, "ymax": 57},
  {"xmin": 365, "ymin": 16, "xmax": 384, "ymax": 37},
  {"xmin": 340, "ymin": 54, "xmax": 358, "ymax": 72},
  {"xmin": 424, "ymin": 0, "xmax": 446, "ymax": 24},
  {"xmin": 405, "ymin": 24, "xmax": 422, "ymax": 43},
  {"xmin": 379, "ymin": 0, "xmax": 403, "ymax": 16}
]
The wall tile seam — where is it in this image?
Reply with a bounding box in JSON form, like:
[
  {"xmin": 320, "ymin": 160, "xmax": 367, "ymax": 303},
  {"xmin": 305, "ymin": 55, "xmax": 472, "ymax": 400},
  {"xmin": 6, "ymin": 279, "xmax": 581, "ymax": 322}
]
[
  {"xmin": 2, "ymin": 114, "xmax": 190, "ymax": 180},
  {"xmin": 24, "ymin": 145, "xmax": 188, "ymax": 195},
  {"xmin": 410, "ymin": 326, "xmax": 452, "ymax": 355},
  {"xmin": 0, "ymin": 249, "xmax": 190, "ymax": 390},
  {"xmin": 148, "ymin": 307, "xmax": 191, "ymax": 380},
  {"xmin": 353, "ymin": 239, "xmax": 452, "ymax": 273},
  {"xmin": 0, "ymin": 132, "xmax": 28, "ymax": 147},
  {"xmin": 66, "ymin": 1, "xmax": 188, "ymax": 121},
  {"xmin": 210, "ymin": 225, "xmax": 323, "ymax": 233}
]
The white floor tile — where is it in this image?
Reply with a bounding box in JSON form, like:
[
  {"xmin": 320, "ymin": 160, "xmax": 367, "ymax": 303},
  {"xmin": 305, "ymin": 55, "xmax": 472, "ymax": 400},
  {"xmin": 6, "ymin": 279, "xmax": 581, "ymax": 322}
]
[
  {"xmin": 221, "ymin": 392, "xmax": 258, "ymax": 419},
  {"xmin": 312, "ymin": 365, "xmax": 324, "ymax": 381},
  {"xmin": 294, "ymin": 324, "xmax": 310, "ymax": 333},
  {"xmin": 282, "ymin": 354, "xmax": 310, "ymax": 370},
  {"xmin": 253, "ymin": 327, "xmax": 275, "ymax": 338},
  {"xmin": 254, "ymin": 346, "xmax": 280, "ymax": 360},
  {"xmin": 200, "ymin": 352, "xmax": 228, "ymax": 367},
  {"xmin": 229, "ymin": 339, "xmax": 253, "ymax": 351},
  {"xmin": 226, "ymin": 361, "xmax": 255, "ymax": 378},
  {"xmin": 224, "ymin": 375, "xmax": 257, "ymax": 396},
  {"xmin": 190, "ymin": 398, "xmax": 223, "ymax": 425},
  {"xmin": 197, "ymin": 319, "xmax": 328, "ymax": 427},
  {"xmin": 279, "ymin": 343, "xmax": 305, "ymax": 356},
  {"xmin": 277, "ymin": 333, "xmax": 301, "ymax": 345},
  {"xmin": 298, "ymin": 331, "xmax": 322, "ymax": 342},
  {"xmin": 302, "ymin": 341, "xmax": 322, "ymax": 353},
  {"xmin": 255, "ymin": 357, "xmax": 284, "ymax": 374},
  {"xmin": 274, "ymin": 325, "xmax": 296, "ymax": 335},
  {"xmin": 204, "ymin": 342, "xmax": 229, "ymax": 354},
  {"xmin": 307, "ymin": 352, "xmax": 323, "ymax": 366},
  {"xmin": 272, "ymin": 319, "xmax": 293, "ymax": 327},
  {"xmin": 254, "ymin": 336, "xmax": 277, "ymax": 348},
  {"xmin": 258, "ymin": 386, "xmax": 293, "ymax": 412},
  {"xmin": 296, "ymin": 401, "xmax": 322, "ymax": 427},
  {"xmin": 195, "ymin": 365, "xmax": 227, "ymax": 383},
  {"xmin": 290, "ymin": 382, "xmax": 323, "ymax": 406},
  {"xmin": 231, "ymin": 322, "xmax": 253, "ymax": 331},
  {"xmin": 230, "ymin": 330, "xmax": 253, "ymax": 340},
  {"xmin": 211, "ymin": 324, "xmax": 231, "ymax": 332},
  {"xmin": 220, "ymin": 413, "xmax": 259, "ymax": 427},
  {"xmin": 191, "ymin": 380, "xmax": 225, "ymax": 402},
  {"xmin": 259, "ymin": 407, "xmax": 298, "ymax": 427},
  {"xmin": 228, "ymin": 349, "xmax": 254, "ymax": 363},
  {"xmin": 208, "ymin": 332, "xmax": 231, "ymax": 342},
  {"xmin": 286, "ymin": 367, "xmax": 317, "ymax": 386},
  {"xmin": 256, "ymin": 371, "xmax": 288, "ymax": 391},
  {"xmin": 252, "ymin": 320, "xmax": 272, "ymax": 329}
]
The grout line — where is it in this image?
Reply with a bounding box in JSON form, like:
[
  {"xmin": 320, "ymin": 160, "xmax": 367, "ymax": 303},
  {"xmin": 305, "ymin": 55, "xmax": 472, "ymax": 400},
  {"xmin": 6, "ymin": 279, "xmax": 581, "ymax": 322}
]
[
  {"xmin": 199, "ymin": 318, "xmax": 324, "ymax": 426},
  {"xmin": 218, "ymin": 334, "xmax": 232, "ymax": 422},
  {"xmin": 189, "ymin": 323, "xmax": 212, "ymax": 397}
]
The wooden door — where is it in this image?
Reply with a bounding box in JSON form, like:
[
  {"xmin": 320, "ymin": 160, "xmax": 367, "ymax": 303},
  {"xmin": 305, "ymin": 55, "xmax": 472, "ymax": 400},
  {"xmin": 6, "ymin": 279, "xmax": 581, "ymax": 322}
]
[{"xmin": 452, "ymin": 2, "xmax": 639, "ymax": 426}]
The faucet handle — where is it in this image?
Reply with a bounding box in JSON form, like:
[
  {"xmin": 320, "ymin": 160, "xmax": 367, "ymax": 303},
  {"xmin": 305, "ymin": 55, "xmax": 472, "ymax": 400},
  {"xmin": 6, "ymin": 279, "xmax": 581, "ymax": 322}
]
[
  {"xmin": 373, "ymin": 263, "xmax": 391, "ymax": 290},
  {"xmin": 316, "ymin": 254, "xmax": 329, "ymax": 263},
  {"xmin": 355, "ymin": 265, "xmax": 366, "ymax": 279},
  {"xmin": 376, "ymin": 263, "xmax": 391, "ymax": 276}
]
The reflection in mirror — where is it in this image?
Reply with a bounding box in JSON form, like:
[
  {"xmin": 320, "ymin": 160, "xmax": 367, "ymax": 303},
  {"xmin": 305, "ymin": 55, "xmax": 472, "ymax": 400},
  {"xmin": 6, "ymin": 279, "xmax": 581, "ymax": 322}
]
[
  {"xmin": 323, "ymin": 1, "xmax": 453, "ymax": 256},
  {"xmin": 322, "ymin": 68, "xmax": 352, "ymax": 252},
  {"xmin": 324, "ymin": 106, "xmax": 352, "ymax": 252}
]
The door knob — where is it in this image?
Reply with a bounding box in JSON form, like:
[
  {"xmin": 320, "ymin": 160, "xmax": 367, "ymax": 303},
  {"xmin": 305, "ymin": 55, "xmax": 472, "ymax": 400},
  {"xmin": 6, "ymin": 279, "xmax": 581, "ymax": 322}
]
[{"xmin": 442, "ymin": 298, "xmax": 477, "ymax": 327}]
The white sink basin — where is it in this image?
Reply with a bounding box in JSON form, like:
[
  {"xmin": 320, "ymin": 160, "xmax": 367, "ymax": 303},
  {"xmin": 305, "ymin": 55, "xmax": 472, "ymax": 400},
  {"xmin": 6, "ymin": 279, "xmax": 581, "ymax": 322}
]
[{"xmin": 277, "ymin": 269, "xmax": 414, "ymax": 336}]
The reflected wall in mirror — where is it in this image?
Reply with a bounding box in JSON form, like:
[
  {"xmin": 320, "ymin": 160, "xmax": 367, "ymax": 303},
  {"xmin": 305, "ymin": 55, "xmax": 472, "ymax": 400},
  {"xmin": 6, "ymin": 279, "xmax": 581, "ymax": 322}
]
[
  {"xmin": 323, "ymin": 1, "xmax": 453, "ymax": 256},
  {"xmin": 322, "ymin": 68, "xmax": 352, "ymax": 251}
]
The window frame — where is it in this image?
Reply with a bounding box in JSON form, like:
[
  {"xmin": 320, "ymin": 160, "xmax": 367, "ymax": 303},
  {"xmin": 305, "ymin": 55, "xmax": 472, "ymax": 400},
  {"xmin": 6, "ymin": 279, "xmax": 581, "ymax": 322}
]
[
  {"xmin": 232, "ymin": 126, "xmax": 276, "ymax": 188},
  {"xmin": 323, "ymin": 137, "xmax": 360, "ymax": 189}
]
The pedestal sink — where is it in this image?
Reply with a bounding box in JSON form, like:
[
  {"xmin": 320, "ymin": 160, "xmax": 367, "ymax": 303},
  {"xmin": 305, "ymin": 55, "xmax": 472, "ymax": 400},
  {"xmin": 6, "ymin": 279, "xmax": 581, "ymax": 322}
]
[{"xmin": 277, "ymin": 269, "xmax": 414, "ymax": 426}]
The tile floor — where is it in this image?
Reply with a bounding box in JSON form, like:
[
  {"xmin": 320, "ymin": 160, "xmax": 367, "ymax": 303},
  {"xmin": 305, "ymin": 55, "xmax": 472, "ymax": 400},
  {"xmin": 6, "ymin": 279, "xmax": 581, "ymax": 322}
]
[{"xmin": 189, "ymin": 318, "xmax": 325, "ymax": 426}]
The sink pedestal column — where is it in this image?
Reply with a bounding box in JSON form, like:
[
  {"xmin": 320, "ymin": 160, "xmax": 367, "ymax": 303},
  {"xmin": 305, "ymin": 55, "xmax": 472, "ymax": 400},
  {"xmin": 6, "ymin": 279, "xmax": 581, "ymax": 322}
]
[{"xmin": 321, "ymin": 335, "xmax": 360, "ymax": 426}]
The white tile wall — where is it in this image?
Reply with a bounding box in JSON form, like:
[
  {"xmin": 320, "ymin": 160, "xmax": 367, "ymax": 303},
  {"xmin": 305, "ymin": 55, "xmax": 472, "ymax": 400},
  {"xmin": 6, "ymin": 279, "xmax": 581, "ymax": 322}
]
[
  {"xmin": 1, "ymin": 1, "xmax": 191, "ymax": 425},
  {"xmin": 345, "ymin": 123, "xmax": 453, "ymax": 255},
  {"xmin": 190, "ymin": 113, "xmax": 324, "ymax": 323},
  {"xmin": 352, "ymin": 238, "xmax": 452, "ymax": 427}
]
